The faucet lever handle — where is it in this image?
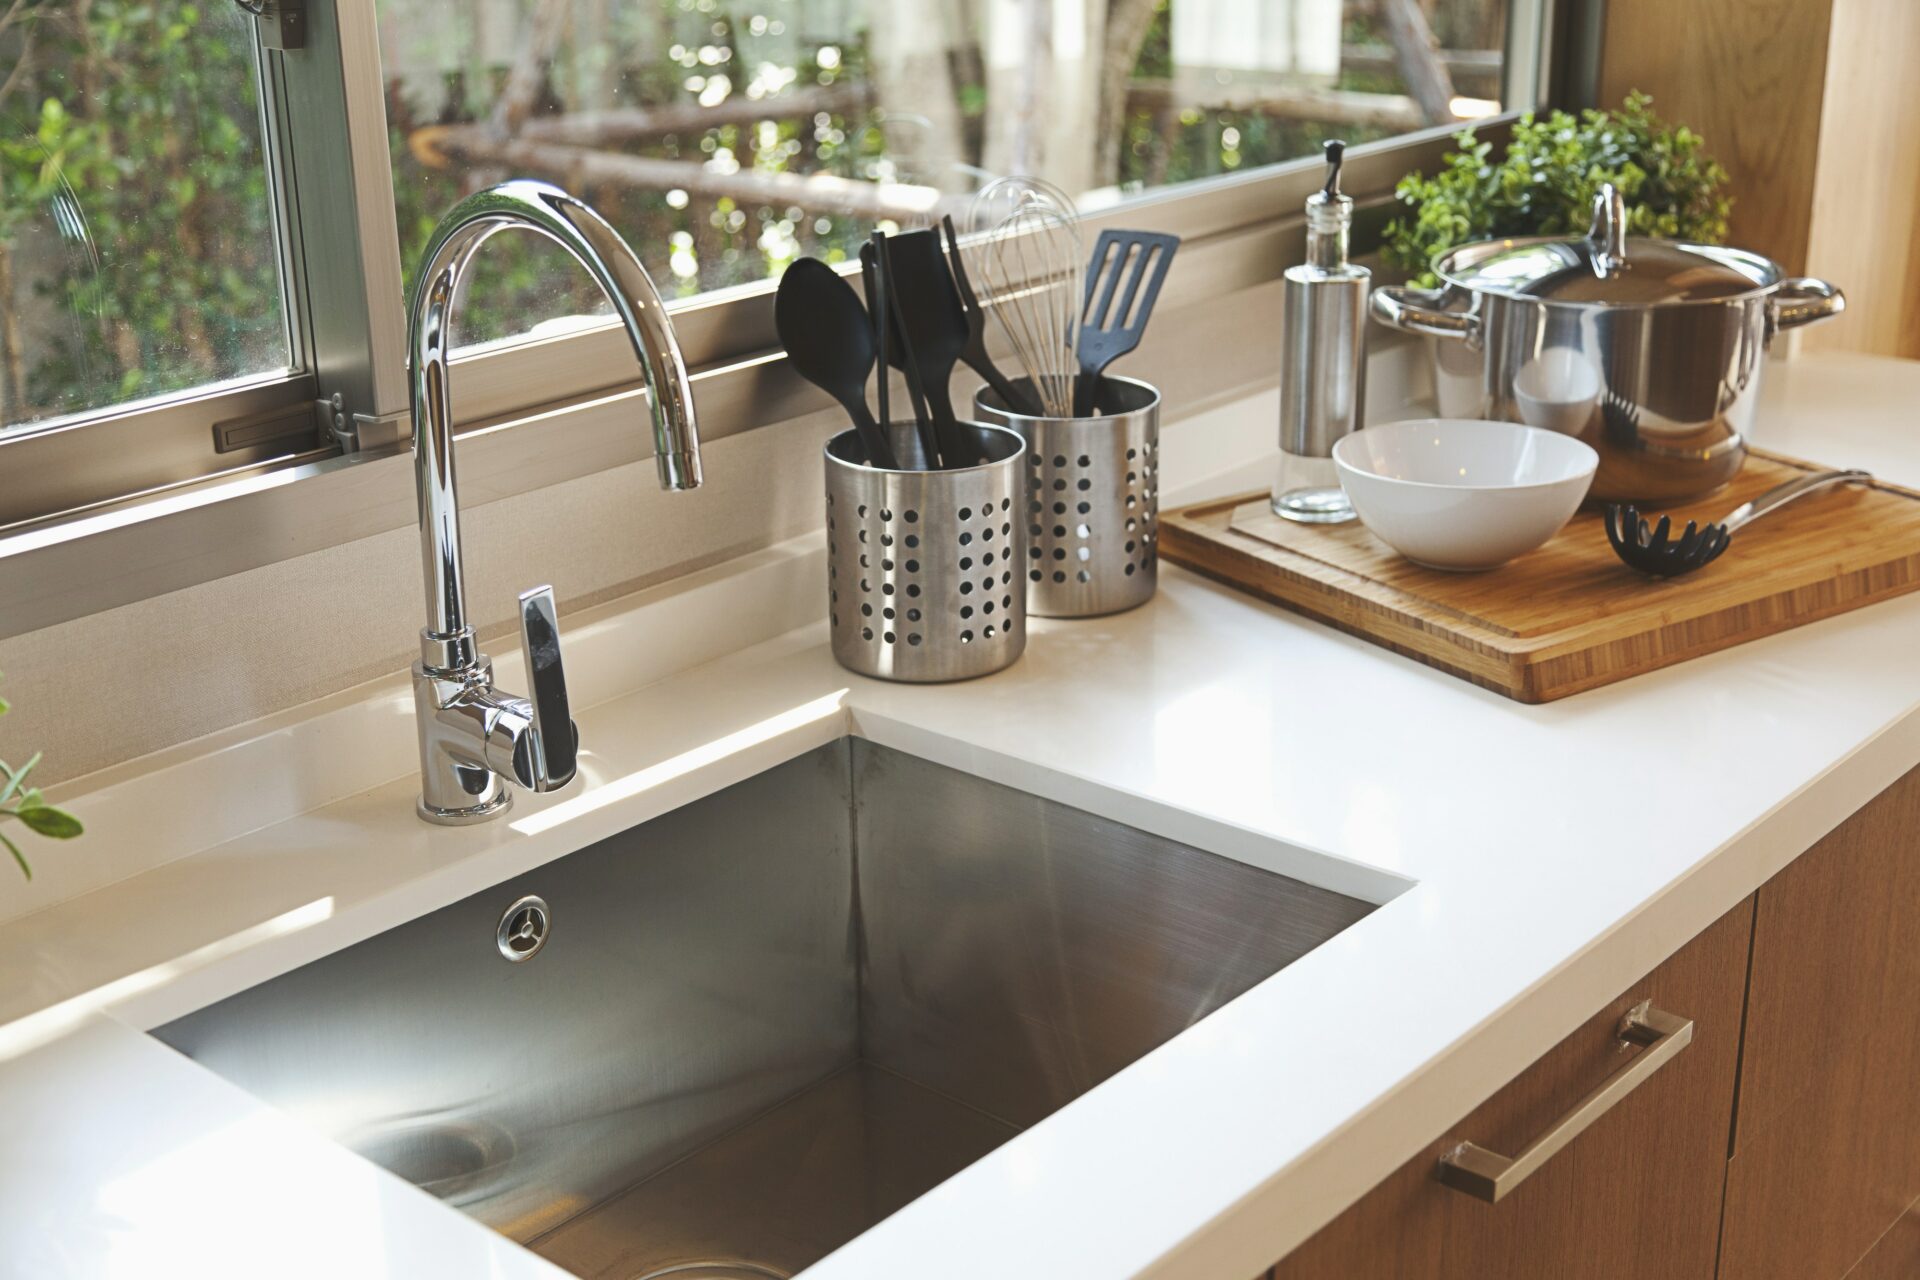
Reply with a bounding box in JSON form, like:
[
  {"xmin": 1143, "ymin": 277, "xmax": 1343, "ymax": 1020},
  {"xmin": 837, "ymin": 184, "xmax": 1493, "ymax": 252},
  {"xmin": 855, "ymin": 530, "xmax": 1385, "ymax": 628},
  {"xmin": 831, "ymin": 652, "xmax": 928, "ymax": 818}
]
[{"xmin": 517, "ymin": 585, "xmax": 578, "ymax": 791}]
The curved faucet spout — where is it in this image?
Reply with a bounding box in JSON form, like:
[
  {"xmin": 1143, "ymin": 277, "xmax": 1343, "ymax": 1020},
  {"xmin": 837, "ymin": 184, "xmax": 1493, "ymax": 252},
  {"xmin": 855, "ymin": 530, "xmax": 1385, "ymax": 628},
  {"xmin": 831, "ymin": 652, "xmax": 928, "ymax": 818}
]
[
  {"xmin": 405, "ymin": 181, "xmax": 701, "ymax": 824},
  {"xmin": 409, "ymin": 179, "xmax": 702, "ymax": 656}
]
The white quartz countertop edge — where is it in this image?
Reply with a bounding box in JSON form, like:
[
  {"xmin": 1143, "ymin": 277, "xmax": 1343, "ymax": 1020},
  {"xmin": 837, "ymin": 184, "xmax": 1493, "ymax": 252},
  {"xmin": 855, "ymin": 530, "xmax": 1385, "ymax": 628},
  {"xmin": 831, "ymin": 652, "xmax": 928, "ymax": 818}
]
[{"xmin": 5, "ymin": 353, "xmax": 1919, "ymax": 1280}]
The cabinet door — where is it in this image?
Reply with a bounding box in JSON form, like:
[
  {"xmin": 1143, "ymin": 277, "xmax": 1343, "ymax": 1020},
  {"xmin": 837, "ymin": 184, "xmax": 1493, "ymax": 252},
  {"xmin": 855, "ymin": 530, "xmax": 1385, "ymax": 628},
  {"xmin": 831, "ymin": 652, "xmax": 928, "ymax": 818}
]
[
  {"xmin": 1841, "ymin": 1204, "xmax": 1920, "ymax": 1280},
  {"xmin": 1268, "ymin": 898, "xmax": 1753, "ymax": 1280},
  {"xmin": 1719, "ymin": 764, "xmax": 1920, "ymax": 1280}
]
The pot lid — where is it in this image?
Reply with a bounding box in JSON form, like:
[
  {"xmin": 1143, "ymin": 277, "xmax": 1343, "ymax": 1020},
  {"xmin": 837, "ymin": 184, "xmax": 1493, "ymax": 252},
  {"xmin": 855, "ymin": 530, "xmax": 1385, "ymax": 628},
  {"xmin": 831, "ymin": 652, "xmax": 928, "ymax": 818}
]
[{"xmin": 1433, "ymin": 184, "xmax": 1781, "ymax": 305}]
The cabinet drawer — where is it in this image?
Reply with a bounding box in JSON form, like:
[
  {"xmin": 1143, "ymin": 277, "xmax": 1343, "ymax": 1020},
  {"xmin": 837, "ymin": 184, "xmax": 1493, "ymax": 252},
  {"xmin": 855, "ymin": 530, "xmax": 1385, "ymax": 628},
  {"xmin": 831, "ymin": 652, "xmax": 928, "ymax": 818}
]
[{"xmin": 1268, "ymin": 899, "xmax": 1753, "ymax": 1280}]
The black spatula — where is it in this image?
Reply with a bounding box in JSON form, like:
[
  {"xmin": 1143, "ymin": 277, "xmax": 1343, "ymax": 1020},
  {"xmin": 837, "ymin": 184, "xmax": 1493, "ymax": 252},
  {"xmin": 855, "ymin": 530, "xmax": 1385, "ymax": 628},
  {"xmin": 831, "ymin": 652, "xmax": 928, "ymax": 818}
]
[
  {"xmin": 1074, "ymin": 229, "xmax": 1179, "ymax": 416},
  {"xmin": 879, "ymin": 228, "xmax": 969, "ymax": 457}
]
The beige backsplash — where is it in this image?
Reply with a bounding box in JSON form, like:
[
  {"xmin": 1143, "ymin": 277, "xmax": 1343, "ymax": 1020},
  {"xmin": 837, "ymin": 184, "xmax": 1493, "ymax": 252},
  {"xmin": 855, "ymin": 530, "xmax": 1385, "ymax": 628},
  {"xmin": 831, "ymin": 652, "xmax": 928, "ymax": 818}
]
[
  {"xmin": 1, "ymin": 410, "xmax": 839, "ymax": 788},
  {"xmin": 1, "ymin": 276, "xmax": 1406, "ymax": 790}
]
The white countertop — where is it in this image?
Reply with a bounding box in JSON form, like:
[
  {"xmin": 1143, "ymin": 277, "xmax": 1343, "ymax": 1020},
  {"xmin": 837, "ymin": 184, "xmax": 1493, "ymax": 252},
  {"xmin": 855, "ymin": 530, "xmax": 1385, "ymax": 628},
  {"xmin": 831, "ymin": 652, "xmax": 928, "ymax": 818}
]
[{"xmin": 6, "ymin": 352, "xmax": 1919, "ymax": 1280}]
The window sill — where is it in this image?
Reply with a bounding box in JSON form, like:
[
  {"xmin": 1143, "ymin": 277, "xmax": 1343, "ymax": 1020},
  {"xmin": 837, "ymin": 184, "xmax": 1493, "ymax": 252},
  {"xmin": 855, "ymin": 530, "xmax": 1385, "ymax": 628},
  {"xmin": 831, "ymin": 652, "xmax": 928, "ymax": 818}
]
[{"xmin": 0, "ymin": 120, "xmax": 1495, "ymax": 639}]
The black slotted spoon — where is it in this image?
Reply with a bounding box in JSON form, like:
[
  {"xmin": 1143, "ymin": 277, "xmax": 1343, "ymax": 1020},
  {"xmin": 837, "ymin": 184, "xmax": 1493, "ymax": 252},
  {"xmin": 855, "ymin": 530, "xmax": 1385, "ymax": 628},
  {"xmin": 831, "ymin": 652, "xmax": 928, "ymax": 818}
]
[
  {"xmin": 1605, "ymin": 468, "xmax": 1872, "ymax": 577},
  {"xmin": 1074, "ymin": 228, "xmax": 1179, "ymax": 416}
]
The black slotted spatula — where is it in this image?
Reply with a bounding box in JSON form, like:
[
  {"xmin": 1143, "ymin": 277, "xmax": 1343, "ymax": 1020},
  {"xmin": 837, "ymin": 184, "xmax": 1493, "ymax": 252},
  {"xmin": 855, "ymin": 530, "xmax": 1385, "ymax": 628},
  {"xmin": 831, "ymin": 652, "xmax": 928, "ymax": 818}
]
[{"xmin": 1074, "ymin": 229, "xmax": 1179, "ymax": 416}]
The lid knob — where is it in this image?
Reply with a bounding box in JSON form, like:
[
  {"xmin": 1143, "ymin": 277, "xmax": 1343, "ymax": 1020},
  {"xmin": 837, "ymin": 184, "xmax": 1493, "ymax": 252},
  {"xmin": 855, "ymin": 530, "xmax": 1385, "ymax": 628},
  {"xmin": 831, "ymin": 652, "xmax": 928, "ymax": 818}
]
[
  {"xmin": 1321, "ymin": 139, "xmax": 1345, "ymax": 198},
  {"xmin": 1587, "ymin": 182, "xmax": 1627, "ymax": 277}
]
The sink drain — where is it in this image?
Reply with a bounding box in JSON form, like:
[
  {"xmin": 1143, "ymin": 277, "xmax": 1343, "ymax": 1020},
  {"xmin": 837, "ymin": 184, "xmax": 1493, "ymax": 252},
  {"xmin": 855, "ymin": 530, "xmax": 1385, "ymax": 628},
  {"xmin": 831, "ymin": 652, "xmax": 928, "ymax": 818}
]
[
  {"xmin": 631, "ymin": 1264, "xmax": 789, "ymax": 1280},
  {"xmin": 342, "ymin": 1115, "xmax": 514, "ymax": 1206}
]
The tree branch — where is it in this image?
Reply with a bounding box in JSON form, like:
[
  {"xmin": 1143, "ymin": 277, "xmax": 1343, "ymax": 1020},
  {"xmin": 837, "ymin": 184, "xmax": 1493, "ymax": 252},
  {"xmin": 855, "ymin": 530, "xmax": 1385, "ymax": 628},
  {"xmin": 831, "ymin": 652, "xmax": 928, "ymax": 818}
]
[
  {"xmin": 1124, "ymin": 80, "xmax": 1432, "ymax": 132},
  {"xmin": 508, "ymin": 85, "xmax": 870, "ymax": 147},
  {"xmin": 425, "ymin": 129, "xmax": 969, "ymax": 222},
  {"xmin": 1341, "ymin": 42, "xmax": 1501, "ymax": 91}
]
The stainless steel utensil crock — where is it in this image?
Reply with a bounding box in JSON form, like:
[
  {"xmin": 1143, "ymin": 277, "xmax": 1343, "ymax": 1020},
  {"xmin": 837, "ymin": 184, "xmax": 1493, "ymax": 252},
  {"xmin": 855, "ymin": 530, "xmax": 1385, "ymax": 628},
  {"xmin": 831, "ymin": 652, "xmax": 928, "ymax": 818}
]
[
  {"xmin": 974, "ymin": 375, "xmax": 1161, "ymax": 618},
  {"xmin": 826, "ymin": 420, "xmax": 1028, "ymax": 681},
  {"xmin": 1370, "ymin": 184, "xmax": 1845, "ymax": 502}
]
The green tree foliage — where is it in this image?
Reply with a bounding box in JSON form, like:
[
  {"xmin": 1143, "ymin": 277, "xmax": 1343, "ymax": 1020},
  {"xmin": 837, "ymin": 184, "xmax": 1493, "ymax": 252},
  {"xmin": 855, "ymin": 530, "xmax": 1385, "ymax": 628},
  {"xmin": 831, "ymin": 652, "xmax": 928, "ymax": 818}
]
[
  {"xmin": 0, "ymin": 0, "xmax": 283, "ymax": 422},
  {"xmin": 1383, "ymin": 92, "xmax": 1732, "ymax": 285}
]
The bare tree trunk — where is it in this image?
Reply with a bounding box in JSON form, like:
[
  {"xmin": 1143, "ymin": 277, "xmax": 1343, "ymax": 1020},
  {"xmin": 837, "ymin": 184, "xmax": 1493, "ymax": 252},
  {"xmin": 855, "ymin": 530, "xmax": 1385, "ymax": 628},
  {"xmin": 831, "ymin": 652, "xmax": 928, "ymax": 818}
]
[
  {"xmin": 1381, "ymin": 0, "xmax": 1456, "ymax": 124},
  {"xmin": 1144, "ymin": 105, "xmax": 1177, "ymax": 188},
  {"xmin": 0, "ymin": 246, "xmax": 24, "ymax": 423},
  {"xmin": 1094, "ymin": 0, "xmax": 1161, "ymax": 188},
  {"xmin": 980, "ymin": 0, "xmax": 1105, "ymax": 197},
  {"xmin": 490, "ymin": 0, "xmax": 570, "ymax": 135},
  {"xmin": 868, "ymin": 0, "xmax": 970, "ymax": 196}
]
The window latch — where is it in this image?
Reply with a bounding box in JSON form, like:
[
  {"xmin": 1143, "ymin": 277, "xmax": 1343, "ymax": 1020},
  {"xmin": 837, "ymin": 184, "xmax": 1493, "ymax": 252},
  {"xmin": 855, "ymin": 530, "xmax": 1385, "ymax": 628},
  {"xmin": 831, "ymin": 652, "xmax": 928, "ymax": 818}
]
[{"xmin": 237, "ymin": 0, "xmax": 305, "ymax": 50}]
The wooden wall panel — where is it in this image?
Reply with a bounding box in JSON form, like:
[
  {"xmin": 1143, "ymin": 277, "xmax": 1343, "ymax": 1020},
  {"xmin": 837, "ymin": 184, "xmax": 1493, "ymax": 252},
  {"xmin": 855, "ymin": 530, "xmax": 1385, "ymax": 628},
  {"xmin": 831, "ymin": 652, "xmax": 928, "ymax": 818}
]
[
  {"xmin": 1598, "ymin": 0, "xmax": 1836, "ymax": 273},
  {"xmin": 1600, "ymin": 0, "xmax": 1920, "ymax": 357},
  {"xmin": 1803, "ymin": 0, "xmax": 1920, "ymax": 358}
]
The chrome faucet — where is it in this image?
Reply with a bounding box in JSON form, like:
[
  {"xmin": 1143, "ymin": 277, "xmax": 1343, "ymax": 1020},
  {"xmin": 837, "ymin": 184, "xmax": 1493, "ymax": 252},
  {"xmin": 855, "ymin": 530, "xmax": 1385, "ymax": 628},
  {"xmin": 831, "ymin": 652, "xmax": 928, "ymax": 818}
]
[{"xmin": 407, "ymin": 180, "xmax": 702, "ymax": 824}]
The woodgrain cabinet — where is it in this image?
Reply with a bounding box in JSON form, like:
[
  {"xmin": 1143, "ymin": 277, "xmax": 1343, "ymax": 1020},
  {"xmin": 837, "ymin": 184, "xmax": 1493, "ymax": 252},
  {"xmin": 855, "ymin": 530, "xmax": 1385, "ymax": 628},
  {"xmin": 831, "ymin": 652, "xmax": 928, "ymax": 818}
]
[
  {"xmin": 1263, "ymin": 764, "xmax": 1920, "ymax": 1280},
  {"xmin": 1717, "ymin": 765, "xmax": 1920, "ymax": 1279},
  {"xmin": 1268, "ymin": 899, "xmax": 1753, "ymax": 1280}
]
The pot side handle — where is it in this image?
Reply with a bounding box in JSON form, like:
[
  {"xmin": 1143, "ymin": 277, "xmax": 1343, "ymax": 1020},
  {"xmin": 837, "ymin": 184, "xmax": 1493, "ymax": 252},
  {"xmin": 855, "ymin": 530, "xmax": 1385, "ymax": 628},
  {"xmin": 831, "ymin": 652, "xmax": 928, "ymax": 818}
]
[
  {"xmin": 1370, "ymin": 285, "xmax": 1481, "ymax": 347},
  {"xmin": 1771, "ymin": 277, "xmax": 1846, "ymax": 332}
]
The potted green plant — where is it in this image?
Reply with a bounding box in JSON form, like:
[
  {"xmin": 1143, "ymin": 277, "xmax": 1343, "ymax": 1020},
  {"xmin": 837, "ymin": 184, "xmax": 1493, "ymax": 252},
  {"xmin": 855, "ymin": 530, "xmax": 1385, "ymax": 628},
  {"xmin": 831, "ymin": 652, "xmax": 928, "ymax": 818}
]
[
  {"xmin": 1, "ymin": 674, "xmax": 83, "ymax": 879},
  {"xmin": 1379, "ymin": 92, "xmax": 1731, "ymax": 418},
  {"xmin": 1382, "ymin": 91, "xmax": 1732, "ymax": 287}
]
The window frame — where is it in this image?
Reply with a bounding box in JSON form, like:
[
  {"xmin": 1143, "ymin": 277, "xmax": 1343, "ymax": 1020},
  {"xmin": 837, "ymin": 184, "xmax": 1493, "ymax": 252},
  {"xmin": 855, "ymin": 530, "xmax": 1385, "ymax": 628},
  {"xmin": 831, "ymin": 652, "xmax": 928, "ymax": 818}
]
[{"xmin": 0, "ymin": 0, "xmax": 1582, "ymax": 632}]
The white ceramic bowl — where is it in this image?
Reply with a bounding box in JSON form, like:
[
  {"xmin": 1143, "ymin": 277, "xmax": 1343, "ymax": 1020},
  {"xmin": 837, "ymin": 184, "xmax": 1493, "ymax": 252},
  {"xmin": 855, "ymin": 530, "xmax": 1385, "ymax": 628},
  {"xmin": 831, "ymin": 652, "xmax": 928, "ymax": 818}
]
[{"xmin": 1333, "ymin": 420, "xmax": 1598, "ymax": 571}]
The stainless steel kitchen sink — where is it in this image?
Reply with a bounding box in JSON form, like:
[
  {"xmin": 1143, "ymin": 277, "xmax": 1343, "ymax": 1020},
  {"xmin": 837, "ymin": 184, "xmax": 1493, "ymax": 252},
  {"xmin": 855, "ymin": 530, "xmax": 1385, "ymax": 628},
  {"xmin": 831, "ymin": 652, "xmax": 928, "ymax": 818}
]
[{"xmin": 157, "ymin": 740, "xmax": 1374, "ymax": 1279}]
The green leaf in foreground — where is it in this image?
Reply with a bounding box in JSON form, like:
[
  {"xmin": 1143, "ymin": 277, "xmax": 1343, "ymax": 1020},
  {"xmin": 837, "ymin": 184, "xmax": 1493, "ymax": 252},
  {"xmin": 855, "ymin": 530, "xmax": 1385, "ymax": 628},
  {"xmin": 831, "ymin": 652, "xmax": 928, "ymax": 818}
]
[
  {"xmin": 0, "ymin": 831, "xmax": 28, "ymax": 881},
  {"xmin": 15, "ymin": 805, "xmax": 84, "ymax": 840}
]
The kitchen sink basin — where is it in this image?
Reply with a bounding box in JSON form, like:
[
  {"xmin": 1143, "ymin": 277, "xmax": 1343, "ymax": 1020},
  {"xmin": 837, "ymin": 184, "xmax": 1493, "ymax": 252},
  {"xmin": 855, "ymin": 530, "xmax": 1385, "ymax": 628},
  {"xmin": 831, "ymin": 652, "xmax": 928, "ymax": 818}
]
[{"xmin": 157, "ymin": 740, "xmax": 1374, "ymax": 1278}]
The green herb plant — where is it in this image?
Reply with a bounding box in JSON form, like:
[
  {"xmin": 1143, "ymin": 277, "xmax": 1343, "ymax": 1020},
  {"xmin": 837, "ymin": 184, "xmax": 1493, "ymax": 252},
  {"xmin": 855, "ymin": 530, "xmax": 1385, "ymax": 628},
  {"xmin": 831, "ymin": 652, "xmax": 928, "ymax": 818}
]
[
  {"xmin": 1383, "ymin": 92, "xmax": 1732, "ymax": 287},
  {"xmin": 0, "ymin": 674, "xmax": 83, "ymax": 880}
]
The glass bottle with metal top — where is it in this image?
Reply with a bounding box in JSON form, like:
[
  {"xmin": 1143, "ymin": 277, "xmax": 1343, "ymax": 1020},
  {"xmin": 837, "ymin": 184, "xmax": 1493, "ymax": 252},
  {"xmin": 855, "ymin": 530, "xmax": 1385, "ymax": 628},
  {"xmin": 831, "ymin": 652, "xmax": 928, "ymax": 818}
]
[{"xmin": 1272, "ymin": 140, "xmax": 1368, "ymax": 523}]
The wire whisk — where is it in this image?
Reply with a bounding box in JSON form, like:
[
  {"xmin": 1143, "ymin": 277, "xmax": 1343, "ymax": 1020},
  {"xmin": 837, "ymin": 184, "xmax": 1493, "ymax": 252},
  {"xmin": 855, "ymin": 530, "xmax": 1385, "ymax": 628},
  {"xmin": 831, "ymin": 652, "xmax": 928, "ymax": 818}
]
[{"xmin": 975, "ymin": 204, "xmax": 1083, "ymax": 418}]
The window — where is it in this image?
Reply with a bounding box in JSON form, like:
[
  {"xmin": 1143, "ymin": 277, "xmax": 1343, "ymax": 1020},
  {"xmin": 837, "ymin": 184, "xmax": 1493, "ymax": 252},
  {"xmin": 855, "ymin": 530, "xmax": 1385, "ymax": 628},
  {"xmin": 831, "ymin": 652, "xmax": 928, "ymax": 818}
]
[
  {"xmin": 0, "ymin": 0, "xmax": 288, "ymax": 431},
  {"xmin": 1, "ymin": 0, "xmax": 1551, "ymax": 540},
  {"xmin": 379, "ymin": 0, "xmax": 1521, "ymax": 345}
]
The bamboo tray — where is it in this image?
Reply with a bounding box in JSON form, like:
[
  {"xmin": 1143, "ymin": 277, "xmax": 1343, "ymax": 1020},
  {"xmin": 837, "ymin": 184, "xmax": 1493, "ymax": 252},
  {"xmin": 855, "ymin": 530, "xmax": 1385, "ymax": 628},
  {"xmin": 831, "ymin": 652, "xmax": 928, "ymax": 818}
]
[{"xmin": 1158, "ymin": 450, "xmax": 1920, "ymax": 703}]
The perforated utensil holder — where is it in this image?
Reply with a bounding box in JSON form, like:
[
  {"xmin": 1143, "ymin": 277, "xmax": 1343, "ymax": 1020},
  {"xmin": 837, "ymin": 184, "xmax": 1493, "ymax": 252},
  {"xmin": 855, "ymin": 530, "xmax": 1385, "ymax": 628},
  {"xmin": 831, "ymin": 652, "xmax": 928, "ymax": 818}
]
[
  {"xmin": 825, "ymin": 421, "xmax": 1029, "ymax": 682},
  {"xmin": 973, "ymin": 375, "xmax": 1161, "ymax": 617}
]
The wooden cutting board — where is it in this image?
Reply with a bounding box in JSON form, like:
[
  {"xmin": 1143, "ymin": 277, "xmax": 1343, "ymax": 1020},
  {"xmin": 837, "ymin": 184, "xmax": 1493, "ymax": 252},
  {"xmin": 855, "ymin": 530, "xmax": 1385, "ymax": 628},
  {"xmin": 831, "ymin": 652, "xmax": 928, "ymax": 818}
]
[{"xmin": 1158, "ymin": 450, "xmax": 1920, "ymax": 702}]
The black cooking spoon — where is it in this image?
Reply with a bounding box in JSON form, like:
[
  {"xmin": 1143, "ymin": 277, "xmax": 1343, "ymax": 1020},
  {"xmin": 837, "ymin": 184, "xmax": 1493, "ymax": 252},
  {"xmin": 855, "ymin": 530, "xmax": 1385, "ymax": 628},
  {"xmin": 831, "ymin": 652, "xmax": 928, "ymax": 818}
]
[{"xmin": 774, "ymin": 257, "xmax": 897, "ymax": 469}]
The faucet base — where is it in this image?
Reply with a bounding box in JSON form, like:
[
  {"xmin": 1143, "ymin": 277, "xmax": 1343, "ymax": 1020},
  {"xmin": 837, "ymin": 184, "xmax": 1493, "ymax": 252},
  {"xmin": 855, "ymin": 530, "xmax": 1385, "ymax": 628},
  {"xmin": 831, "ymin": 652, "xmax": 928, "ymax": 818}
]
[{"xmin": 418, "ymin": 785, "xmax": 514, "ymax": 826}]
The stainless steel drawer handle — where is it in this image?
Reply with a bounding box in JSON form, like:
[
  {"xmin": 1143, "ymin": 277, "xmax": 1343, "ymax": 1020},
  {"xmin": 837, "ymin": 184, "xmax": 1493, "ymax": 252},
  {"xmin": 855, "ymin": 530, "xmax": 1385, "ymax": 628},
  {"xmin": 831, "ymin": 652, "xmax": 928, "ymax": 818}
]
[{"xmin": 1436, "ymin": 1000, "xmax": 1693, "ymax": 1203}]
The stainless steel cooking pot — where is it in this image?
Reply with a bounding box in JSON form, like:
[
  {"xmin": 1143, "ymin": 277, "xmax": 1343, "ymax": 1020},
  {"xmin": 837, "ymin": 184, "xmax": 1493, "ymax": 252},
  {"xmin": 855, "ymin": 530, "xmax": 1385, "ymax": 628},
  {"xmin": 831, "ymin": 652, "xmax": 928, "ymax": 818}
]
[{"xmin": 1370, "ymin": 184, "xmax": 1845, "ymax": 502}]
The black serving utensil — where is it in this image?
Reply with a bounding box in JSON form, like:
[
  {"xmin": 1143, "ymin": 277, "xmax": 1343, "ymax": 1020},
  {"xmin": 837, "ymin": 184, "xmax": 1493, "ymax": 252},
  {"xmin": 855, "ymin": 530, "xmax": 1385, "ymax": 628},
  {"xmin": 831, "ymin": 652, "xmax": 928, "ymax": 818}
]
[
  {"xmin": 1074, "ymin": 228, "xmax": 1179, "ymax": 416},
  {"xmin": 775, "ymin": 257, "xmax": 897, "ymax": 469},
  {"xmin": 941, "ymin": 214, "xmax": 1037, "ymax": 415},
  {"xmin": 862, "ymin": 231, "xmax": 942, "ymax": 469},
  {"xmin": 880, "ymin": 227, "xmax": 969, "ymax": 457},
  {"xmin": 1605, "ymin": 468, "xmax": 1871, "ymax": 578},
  {"xmin": 860, "ymin": 237, "xmax": 891, "ymax": 443}
]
